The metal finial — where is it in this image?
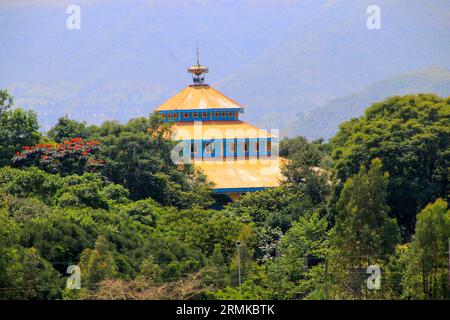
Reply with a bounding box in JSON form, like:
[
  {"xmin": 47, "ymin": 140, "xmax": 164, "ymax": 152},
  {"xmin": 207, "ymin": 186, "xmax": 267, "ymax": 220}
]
[
  {"xmin": 188, "ymin": 44, "xmax": 208, "ymax": 85},
  {"xmin": 196, "ymin": 43, "xmax": 200, "ymax": 66}
]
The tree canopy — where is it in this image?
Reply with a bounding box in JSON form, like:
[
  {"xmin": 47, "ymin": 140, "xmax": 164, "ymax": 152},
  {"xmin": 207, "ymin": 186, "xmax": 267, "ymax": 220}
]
[
  {"xmin": 0, "ymin": 90, "xmax": 449, "ymax": 300},
  {"xmin": 331, "ymin": 94, "xmax": 450, "ymax": 236}
]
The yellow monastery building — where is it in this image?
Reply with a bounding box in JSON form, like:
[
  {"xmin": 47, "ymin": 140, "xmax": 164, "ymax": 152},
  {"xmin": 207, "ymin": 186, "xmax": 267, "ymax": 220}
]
[{"xmin": 154, "ymin": 59, "xmax": 284, "ymax": 201}]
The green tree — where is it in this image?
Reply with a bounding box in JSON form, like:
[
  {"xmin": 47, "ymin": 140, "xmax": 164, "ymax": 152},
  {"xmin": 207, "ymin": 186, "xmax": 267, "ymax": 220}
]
[
  {"xmin": 0, "ymin": 108, "xmax": 41, "ymax": 167},
  {"xmin": 138, "ymin": 256, "xmax": 163, "ymax": 282},
  {"xmin": 268, "ymin": 210, "xmax": 330, "ymax": 299},
  {"xmin": 383, "ymin": 244, "xmax": 410, "ymax": 299},
  {"xmin": 0, "ymin": 167, "xmax": 130, "ymax": 210},
  {"xmin": 98, "ymin": 115, "xmax": 213, "ymax": 208},
  {"xmin": 331, "ymin": 159, "xmax": 400, "ymax": 298},
  {"xmin": 331, "ymin": 94, "xmax": 450, "ymax": 236},
  {"xmin": 0, "ymin": 89, "xmax": 13, "ymax": 114},
  {"xmin": 281, "ymin": 136, "xmax": 332, "ymax": 205},
  {"xmin": 47, "ymin": 116, "xmax": 91, "ymax": 143},
  {"xmin": 0, "ymin": 246, "xmax": 62, "ymax": 300},
  {"xmin": 334, "ymin": 159, "xmax": 400, "ymax": 260},
  {"xmin": 158, "ymin": 207, "xmax": 245, "ymax": 261},
  {"xmin": 123, "ymin": 198, "xmax": 161, "ymax": 227},
  {"xmin": 0, "ymin": 210, "xmax": 20, "ymax": 296},
  {"xmin": 0, "ymin": 210, "xmax": 61, "ymax": 299},
  {"xmin": 0, "ymin": 167, "xmax": 62, "ymax": 204},
  {"xmin": 56, "ymin": 173, "xmax": 110, "ymax": 210},
  {"xmin": 210, "ymin": 266, "xmax": 274, "ymax": 300},
  {"xmin": 102, "ymin": 183, "xmax": 130, "ymax": 205},
  {"xmin": 79, "ymin": 235, "xmax": 118, "ymax": 288},
  {"xmin": 230, "ymin": 186, "xmax": 314, "ymax": 261},
  {"xmin": 278, "ymin": 210, "xmax": 329, "ymax": 282},
  {"xmin": 280, "ymin": 136, "xmax": 325, "ymax": 163},
  {"xmin": 204, "ymin": 244, "xmax": 229, "ymax": 288},
  {"xmin": 19, "ymin": 211, "xmax": 94, "ymax": 272},
  {"xmin": 402, "ymin": 199, "xmax": 450, "ymax": 299},
  {"xmin": 2, "ymin": 196, "xmax": 50, "ymax": 223},
  {"xmin": 137, "ymin": 233, "xmax": 205, "ymax": 281},
  {"xmin": 14, "ymin": 247, "xmax": 62, "ymax": 299},
  {"xmin": 232, "ymin": 186, "xmax": 313, "ymax": 233}
]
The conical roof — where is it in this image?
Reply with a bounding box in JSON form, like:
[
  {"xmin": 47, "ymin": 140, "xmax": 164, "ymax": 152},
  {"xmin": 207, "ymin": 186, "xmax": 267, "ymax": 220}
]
[{"xmin": 155, "ymin": 85, "xmax": 243, "ymax": 111}]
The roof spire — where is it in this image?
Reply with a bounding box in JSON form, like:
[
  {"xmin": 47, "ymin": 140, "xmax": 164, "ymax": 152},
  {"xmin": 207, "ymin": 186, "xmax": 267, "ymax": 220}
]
[
  {"xmin": 188, "ymin": 44, "xmax": 209, "ymax": 85},
  {"xmin": 196, "ymin": 43, "xmax": 200, "ymax": 67}
]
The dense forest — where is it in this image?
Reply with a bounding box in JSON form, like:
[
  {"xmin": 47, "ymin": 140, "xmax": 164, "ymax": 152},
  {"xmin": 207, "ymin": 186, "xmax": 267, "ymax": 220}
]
[{"xmin": 0, "ymin": 89, "xmax": 449, "ymax": 300}]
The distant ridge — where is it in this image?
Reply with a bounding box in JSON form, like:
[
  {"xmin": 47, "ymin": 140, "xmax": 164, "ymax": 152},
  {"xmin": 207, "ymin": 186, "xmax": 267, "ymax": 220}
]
[{"xmin": 287, "ymin": 68, "xmax": 450, "ymax": 140}]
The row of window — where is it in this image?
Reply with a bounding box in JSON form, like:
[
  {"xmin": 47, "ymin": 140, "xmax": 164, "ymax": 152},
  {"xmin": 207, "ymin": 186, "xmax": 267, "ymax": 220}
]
[
  {"xmin": 190, "ymin": 141, "xmax": 272, "ymax": 155},
  {"xmin": 165, "ymin": 111, "xmax": 238, "ymax": 120}
]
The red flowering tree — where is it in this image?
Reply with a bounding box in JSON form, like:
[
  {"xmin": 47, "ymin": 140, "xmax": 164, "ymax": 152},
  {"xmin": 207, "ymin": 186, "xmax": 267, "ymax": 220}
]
[{"xmin": 12, "ymin": 137, "xmax": 104, "ymax": 176}]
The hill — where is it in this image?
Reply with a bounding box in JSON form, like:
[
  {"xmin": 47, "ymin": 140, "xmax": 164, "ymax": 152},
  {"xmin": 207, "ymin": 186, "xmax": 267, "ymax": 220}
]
[{"xmin": 286, "ymin": 68, "xmax": 450, "ymax": 140}]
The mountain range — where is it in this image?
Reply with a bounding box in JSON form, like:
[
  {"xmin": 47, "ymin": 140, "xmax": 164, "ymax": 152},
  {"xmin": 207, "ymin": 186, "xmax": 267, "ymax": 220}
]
[{"xmin": 1, "ymin": 0, "xmax": 449, "ymax": 135}]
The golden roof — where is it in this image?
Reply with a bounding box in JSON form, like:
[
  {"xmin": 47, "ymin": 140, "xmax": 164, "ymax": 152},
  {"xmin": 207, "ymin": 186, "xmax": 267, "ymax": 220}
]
[
  {"xmin": 155, "ymin": 85, "xmax": 242, "ymax": 111},
  {"xmin": 194, "ymin": 158, "xmax": 288, "ymax": 190},
  {"xmin": 172, "ymin": 120, "xmax": 273, "ymax": 140}
]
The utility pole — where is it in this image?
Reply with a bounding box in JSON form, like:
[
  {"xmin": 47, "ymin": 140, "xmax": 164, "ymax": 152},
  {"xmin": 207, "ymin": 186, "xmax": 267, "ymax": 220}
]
[
  {"xmin": 448, "ymin": 238, "xmax": 450, "ymax": 298},
  {"xmin": 236, "ymin": 241, "xmax": 242, "ymax": 291},
  {"xmin": 324, "ymin": 258, "xmax": 329, "ymax": 300}
]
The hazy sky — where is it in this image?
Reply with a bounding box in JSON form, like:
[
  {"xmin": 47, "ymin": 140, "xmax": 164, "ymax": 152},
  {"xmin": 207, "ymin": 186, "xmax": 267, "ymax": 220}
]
[{"xmin": 1, "ymin": 0, "xmax": 449, "ymax": 130}]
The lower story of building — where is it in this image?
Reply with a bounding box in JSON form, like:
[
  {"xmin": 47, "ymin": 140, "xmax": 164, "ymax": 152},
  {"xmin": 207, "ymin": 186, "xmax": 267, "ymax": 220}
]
[{"xmin": 193, "ymin": 158, "xmax": 287, "ymax": 202}]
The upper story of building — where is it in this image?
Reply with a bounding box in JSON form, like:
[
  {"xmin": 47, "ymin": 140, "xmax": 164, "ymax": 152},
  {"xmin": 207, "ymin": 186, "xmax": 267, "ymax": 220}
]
[
  {"xmin": 154, "ymin": 55, "xmax": 275, "ymax": 160},
  {"xmin": 155, "ymin": 57, "xmax": 243, "ymax": 123},
  {"xmin": 155, "ymin": 84, "xmax": 242, "ymax": 122}
]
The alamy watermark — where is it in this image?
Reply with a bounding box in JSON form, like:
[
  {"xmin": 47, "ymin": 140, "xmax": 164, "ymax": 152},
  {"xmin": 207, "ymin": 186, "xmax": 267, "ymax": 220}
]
[
  {"xmin": 66, "ymin": 5, "xmax": 81, "ymax": 30},
  {"xmin": 66, "ymin": 265, "xmax": 81, "ymax": 289},
  {"xmin": 367, "ymin": 4, "xmax": 381, "ymax": 30},
  {"xmin": 169, "ymin": 121, "xmax": 280, "ymax": 176},
  {"xmin": 366, "ymin": 265, "xmax": 381, "ymax": 290}
]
